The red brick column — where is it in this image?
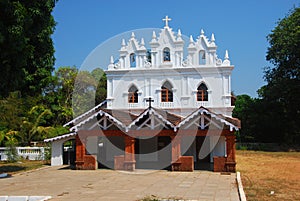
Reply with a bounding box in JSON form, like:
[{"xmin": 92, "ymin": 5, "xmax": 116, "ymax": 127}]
[
  {"xmin": 171, "ymin": 136, "xmax": 181, "ymax": 171},
  {"xmin": 75, "ymin": 134, "xmax": 86, "ymax": 170},
  {"xmin": 225, "ymin": 135, "xmax": 236, "ymax": 172},
  {"xmin": 124, "ymin": 136, "xmax": 136, "ymax": 171}
]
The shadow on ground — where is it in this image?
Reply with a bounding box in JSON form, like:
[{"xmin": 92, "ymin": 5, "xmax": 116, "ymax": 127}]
[{"xmin": 0, "ymin": 165, "xmax": 25, "ymax": 173}]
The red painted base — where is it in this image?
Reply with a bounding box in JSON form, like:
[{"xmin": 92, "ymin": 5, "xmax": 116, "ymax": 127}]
[{"xmin": 172, "ymin": 156, "xmax": 194, "ymax": 172}]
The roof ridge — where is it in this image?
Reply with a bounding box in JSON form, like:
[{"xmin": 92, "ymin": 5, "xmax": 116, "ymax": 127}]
[{"xmin": 63, "ymin": 100, "xmax": 107, "ymax": 127}]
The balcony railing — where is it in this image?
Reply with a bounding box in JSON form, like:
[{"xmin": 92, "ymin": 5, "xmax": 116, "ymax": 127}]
[
  {"xmin": 196, "ymin": 101, "xmax": 209, "ymax": 107},
  {"xmin": 159, "ymin": 102, "xmax": 174, "ymax": 108},
  {"xmin": 128, "ymin": 103, "xmax": 139, "ymax": 108},
  {"xmin": 0, "ymin": 147, "xmax": 46, "ymax": 161}
]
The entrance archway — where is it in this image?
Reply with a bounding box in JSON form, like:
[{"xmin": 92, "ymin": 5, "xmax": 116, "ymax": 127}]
[
  {"xmin": 181, "ymin": 136, "xmax": 212, "ymax": 171},
  {"xmin": 63, "ymin": 139, "xmax": 76, "ymax": 167}
]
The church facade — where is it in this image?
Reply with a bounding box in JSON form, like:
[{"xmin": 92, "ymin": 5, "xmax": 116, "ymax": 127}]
[{"xmin": 45, "ymin": 17, "xmax": 240, "ymax": 172}]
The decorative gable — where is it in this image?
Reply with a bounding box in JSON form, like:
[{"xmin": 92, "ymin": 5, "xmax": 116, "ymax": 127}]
[
  {"xmin": 150, "ymin": 17, "xmax": 184, "ymax": 68},
  {"xmin": 109, "ymin": 32, "xmax": 147, "ymax": 69},
  {"xmin": 105, "ymin": 16, "xmax": 235, "ymax": 115}
]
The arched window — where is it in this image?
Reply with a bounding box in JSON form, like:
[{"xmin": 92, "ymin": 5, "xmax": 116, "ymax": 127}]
[
  {"xmin": 128, "ymin": 85, "xmax": 138, "ymax": 103},
  {"xmin": 163, "ymin": 47, "xmax": 171, "ymax": 62},
  {"xmin": 199, "ymin": 50, "xmax": 206, "ymax": 65},
  {"xmin": 161, "ymin": 81, "xmax": 173, "ymax": 102},
  {"xmin": 130, "ymin": 53, "xmax": 136, "ymax": 67},
  {"xmin": 146, "ymin": 49, "xmax": 151, "ymax": 63},
  {"xmin": 197, "ymin": 83, "xmax": 208, "ymax": 101}
]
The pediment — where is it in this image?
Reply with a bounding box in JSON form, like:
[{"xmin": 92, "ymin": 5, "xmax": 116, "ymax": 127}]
[{"xmin": 157, "ymin": 28, "xmax": 177, "ymax": 48}]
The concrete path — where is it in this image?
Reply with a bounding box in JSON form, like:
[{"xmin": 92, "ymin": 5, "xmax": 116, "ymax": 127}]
[{"xmin": 0, "ymin": 166, "xmax": 240, "ymax": 201}]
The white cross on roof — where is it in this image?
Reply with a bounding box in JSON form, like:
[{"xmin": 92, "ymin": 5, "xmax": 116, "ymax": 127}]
[{"xmin": 162, "ymin": 15, "xmax": 172, "ymax": 27}]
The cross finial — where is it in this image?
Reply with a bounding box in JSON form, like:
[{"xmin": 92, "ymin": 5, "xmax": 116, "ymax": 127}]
[
  {"xmin": 163, "ymin": 15, "xmax": 172, "ymax": 28},
  {"xmin": 146, "ymin": 97, "xmax": 154, "ymax": 108}
]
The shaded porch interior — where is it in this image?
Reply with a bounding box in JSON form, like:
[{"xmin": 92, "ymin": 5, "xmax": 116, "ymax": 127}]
[{"xmin": 57, "ymin": 106, "xmax": 239, "ymax": 172}]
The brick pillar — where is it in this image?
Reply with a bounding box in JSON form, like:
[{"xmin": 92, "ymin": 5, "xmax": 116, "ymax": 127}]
[
  {"xmin": 171, "ymin": 136, "xmax": 181, "ymax": 171},
  {"xmin": 75, "ymin": 134, "xmax": 86, "ymax": 170},
  {"xmin": 124, "ymin": 136, "xmax": 136, "ymax": 171},
  {"xmin": 225, "ymin": 135, "xmax": 236, "ymax": 172}
]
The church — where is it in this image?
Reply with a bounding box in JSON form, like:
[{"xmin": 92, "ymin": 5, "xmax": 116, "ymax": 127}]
[{"xmin": 45, "ymin": 16, "xmax": 240, "ymax": 172}]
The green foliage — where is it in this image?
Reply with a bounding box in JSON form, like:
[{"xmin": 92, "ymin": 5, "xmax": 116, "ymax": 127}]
[
  {"xmin": 233, "ymin": 94, "xmax": 286, "ymax": 143},
  {"xmin": 0, "ymin": 66, "xmax": 107, "ymax": 146},
  {"xmin": 0, "ymin": 91, "xmax": 66, "ymax": 146},
  {"xmin": 92, "ymin": 68, "xmax": 107, "ymax": 105},
  {"xmin": 43, "ymin": 66, "xmax": 107, "ymax": 124},
  {"xmin": 233, "ymin": 95, "xmax": 256, "ymax": 142},
  {"xmin": 0, "ymin": 0, "xmax": 57, "ymax": 98},
  {"xmin": 44, "ymin": 147, "xmax": 51, "ymax": 162},
  {"xmin": 235, "ymin": 7, "xmax": 300, "ymax": 145},
  {"xmin": 4, "ymin": 135, "xmax": 19, "ymax": 162},
  {"xmin": 43, "ymin": 66, "xmax": 78, "ymax": 124},
  {"xmin": 0, "ymin": 1, "xmax": 110, "ymax": 147},
  {"xmin": 71, "ymin": 68, "xmax": 107, "ymax": 117},
  {"xmin": 265, "ymin": 7, "xmax": 300, "ymax": 79},
  {"xmin": 260, "ymin": 7, "xmax": 300, "ymax": 145}
]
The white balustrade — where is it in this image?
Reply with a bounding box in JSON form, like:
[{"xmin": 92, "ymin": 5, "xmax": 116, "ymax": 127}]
[
  {"xmin": 159, "ymin": 102, "xmax": 174, "ymax": 108},
  {"xmin": 0, "ymin": 147, "xmax": 46, "ymax": 161},
  {"xmin": 196, "ymin": 101, "xmax": 209, "ymax": 107},
  {"xmin": 128, "ymin": 103, "xmax": 139, "ymax": 108}
]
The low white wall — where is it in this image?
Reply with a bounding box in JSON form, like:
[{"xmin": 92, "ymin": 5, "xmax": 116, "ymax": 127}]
[{"xmin": 0, "ymin": 147, "xmax": 45, "ymax": 161}]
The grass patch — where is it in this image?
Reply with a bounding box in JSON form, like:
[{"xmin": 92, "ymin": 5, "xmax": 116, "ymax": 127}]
[
  {"xmin": 236, "ymin": 150, "xmax": 300, "ymax": 201},
  {"xmin": 0, "ymin": 160, "xmax": 45, "ymax": 175}
]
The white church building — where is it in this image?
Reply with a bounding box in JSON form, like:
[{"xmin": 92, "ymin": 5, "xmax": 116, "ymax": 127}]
[
  {"xmin": 106, "ymin": 16, "xmax": 233, "ymax": 116},
  {"xmin": 45, "ymin": 16, "xmax": 240, "ymax": 172}
]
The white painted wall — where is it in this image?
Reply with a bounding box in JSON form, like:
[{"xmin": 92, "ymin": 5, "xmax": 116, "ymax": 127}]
[
  {"xmin": 51, "ymin": 141, "xmax": 64, "ymax": 166},
  {"xmin": 106, "ymin": 25, "xmax": 234, "ymax": 116},
  {"xmin": 50, "ymin": 137, "xmax": 75, "ymax": 166}
]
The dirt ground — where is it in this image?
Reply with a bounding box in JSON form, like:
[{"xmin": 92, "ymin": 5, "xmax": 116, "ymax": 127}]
[
  {"xmin": 236, "ymin": 150, "xmax": 300, "ymax": 201},
  {"xmin": 0, "ymin": 167, "xmax": 239, "ymax": 201}
]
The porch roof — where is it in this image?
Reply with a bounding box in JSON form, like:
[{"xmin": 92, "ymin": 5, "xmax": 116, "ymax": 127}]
[
  {"xmin": 44, "ymin": 132, "xmax": 76, "ymax": 142},
  {"xmin": 62, "ymin": 101, "xmax": 240, "ymax": 133}
]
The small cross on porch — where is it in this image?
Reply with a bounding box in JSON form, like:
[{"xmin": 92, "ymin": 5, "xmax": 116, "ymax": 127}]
[{"xmin": 145, "ymin": 97, "xmax": 154, "ymax": 108}]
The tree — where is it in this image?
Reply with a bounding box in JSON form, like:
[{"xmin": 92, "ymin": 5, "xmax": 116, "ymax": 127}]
[
  {"xmin": 43, "ymin": 66, "xmax": 78, "ymax": 125},
  {"xmin": 72, "ymin": 70, "xmax": 100, "ymax": 117},
  {"xmin": 232, "ymin": 95, "xmax": 255, "ymax": 142},
  {"xmin": 91, "ymin": 68, "xmax": 107, "ymax": 105},
  {"xmin": 259, "ymin": 7, "xmax": 300, "ymax": 144},
  {"xmin": 0, "ymin": 91, "xmax": 25, "ymax": 134},
  {"xmin": 0, "ymin": 0, "xmax": 57, "ymax": 98},
  {"xmin": 233, "ymin": 94, "xmax": 285, "ymax": 144},
  {"xmin": 43, "ymin": 66, "xmax": 107, "ymax": 125}
]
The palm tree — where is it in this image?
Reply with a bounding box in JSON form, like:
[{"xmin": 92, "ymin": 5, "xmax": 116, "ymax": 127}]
[{"xmin": 18, "ymin": 106, "xmax": 54, "ymax": 146}]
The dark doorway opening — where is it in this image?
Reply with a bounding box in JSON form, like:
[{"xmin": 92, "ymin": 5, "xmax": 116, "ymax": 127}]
[
  {"xmin": 195, "ymin": 136, "xmax": 212, "ymax": 170},
  {"xmin": 133, "ymin": 136, "xmax": 172, "ymax": 170},
  {"xmin": 63, "ymin": 139, "xmax": 76, "ymax": 167}
]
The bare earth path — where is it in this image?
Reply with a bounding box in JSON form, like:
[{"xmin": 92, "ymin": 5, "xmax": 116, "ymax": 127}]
[{"xmin": 0, "ymin": 166, "xmax": 239, "ymax": 201}]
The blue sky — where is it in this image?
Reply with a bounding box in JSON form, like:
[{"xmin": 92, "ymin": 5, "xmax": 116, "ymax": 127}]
[{"xmin": 52, "ymin": 0, "xmax": 299, "ymax": 97}]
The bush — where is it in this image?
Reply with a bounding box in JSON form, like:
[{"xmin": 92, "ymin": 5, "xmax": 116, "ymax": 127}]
[{"xmin": 5, "ymin": 141, "xmax": 19, "ymax": 162}]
